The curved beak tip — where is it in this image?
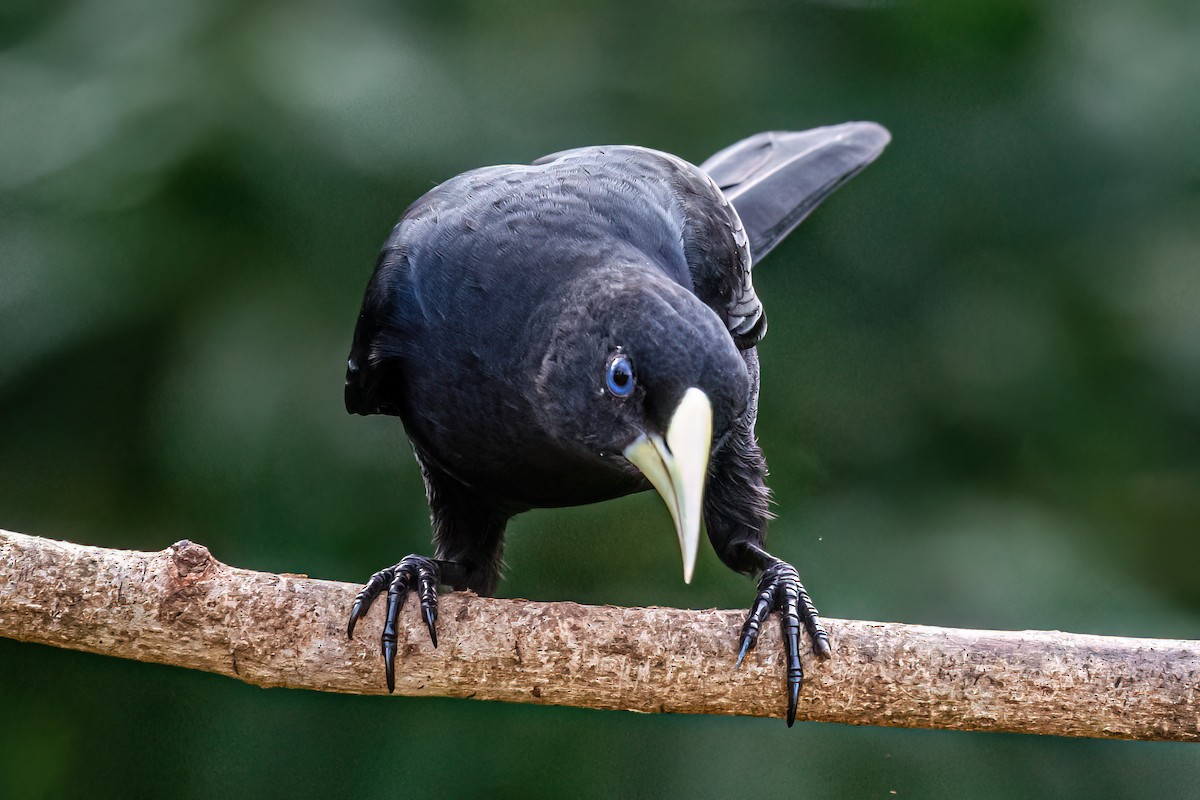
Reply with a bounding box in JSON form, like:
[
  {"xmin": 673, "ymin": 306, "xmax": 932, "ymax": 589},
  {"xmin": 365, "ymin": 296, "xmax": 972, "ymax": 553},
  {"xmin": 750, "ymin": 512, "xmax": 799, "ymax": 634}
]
[{"xmin": 623, "ymin": 388, "xmax": 713, "ymax": 586}]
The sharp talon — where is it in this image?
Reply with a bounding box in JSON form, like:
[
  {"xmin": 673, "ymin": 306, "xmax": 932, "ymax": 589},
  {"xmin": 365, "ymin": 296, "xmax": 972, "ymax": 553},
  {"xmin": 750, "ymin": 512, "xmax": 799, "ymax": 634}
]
[
  {"xmin": 384, "ymin": 639, "xmax": 397, "ymax": 693},
  {"xmin": 735, "ymin": 635, "xmax": 752, "ymax": 668},
  {"xmin": 814, "ymin": 635, "xmax": 833, "ymax": 660},
  {"xmin": 423, "ymin": 607, "xmax": 438, "ymax": 648},
  {"xmin": 347, "ymin": 568, "xmax": 392, "ymax": 641},
  {"xmin": 786, "ymin": 665, "xmax": 802, "ymax": 727}
]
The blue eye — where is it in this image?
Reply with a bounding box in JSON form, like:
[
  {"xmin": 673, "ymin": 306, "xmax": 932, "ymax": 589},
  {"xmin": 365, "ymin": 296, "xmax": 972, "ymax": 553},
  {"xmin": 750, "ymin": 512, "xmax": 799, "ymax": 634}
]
[{"xmin": 605, "ymin": 354, "xmax": 635, "ymax": 398}]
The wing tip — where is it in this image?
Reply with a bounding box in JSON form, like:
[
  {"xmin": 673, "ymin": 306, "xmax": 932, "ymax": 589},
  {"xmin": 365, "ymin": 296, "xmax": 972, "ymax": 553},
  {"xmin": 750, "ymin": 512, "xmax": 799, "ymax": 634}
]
[{"xmin": 702, "ymin": 121, "xmax": 892, "ymax": 182}]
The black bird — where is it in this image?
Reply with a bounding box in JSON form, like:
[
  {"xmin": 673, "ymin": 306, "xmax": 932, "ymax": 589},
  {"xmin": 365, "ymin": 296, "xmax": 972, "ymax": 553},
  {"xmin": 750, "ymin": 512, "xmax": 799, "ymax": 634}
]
[{"xmin": 345, "ymin": 123, "xmax": 890, "ymax": 725}]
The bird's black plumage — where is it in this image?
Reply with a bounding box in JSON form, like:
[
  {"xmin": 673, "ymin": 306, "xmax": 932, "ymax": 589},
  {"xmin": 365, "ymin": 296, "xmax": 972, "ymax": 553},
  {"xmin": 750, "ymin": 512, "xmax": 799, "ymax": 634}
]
[{"xmin": 345, "ymin": 123, "xmax": 890, "ymax": 725}]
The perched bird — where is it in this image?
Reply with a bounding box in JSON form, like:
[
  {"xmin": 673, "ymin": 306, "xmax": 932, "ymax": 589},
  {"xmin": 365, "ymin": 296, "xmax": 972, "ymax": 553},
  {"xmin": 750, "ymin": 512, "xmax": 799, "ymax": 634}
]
[{"xmin": 345, "ymin": 123, "xmax": 890, "ymax": 725}]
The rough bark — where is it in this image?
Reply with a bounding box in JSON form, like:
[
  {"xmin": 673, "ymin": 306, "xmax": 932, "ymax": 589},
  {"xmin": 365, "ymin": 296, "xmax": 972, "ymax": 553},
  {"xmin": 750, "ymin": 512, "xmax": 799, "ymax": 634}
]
[{"xmin": 1, "ymin": 529, "xmax": 1197, "ymax": 741}]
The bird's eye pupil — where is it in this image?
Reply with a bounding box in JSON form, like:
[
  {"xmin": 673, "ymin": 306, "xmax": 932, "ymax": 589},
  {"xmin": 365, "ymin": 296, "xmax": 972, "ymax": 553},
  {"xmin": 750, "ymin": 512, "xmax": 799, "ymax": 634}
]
[{"xmin": 605, "ymin": 355, "xmax": 635, "ymax": 397}]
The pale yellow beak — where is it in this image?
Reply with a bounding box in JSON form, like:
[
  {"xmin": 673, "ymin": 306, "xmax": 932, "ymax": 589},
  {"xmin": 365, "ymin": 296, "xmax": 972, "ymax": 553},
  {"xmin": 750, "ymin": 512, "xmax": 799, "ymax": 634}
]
[{"xmin": 622, "ymin": 387, "xmax": 713, "ymax": 584}]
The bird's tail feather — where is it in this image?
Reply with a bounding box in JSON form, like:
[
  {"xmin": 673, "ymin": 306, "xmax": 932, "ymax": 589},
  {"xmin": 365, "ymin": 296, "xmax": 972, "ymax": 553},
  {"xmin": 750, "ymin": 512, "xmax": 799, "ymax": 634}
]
[{"xmin": 700, "ymin": 123, "xmax": 891, "ymax": 265}]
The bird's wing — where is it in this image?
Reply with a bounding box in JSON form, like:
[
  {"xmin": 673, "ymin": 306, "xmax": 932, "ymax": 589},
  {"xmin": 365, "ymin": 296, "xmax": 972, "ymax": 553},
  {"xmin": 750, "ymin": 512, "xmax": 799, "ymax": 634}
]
[
  {"xmin": 345, "ymin": 238, "xmax": 416, "ymax": 416},
  {"xmin": 700, "ymin": 123, "xmax": 891, "ymax": 265}
]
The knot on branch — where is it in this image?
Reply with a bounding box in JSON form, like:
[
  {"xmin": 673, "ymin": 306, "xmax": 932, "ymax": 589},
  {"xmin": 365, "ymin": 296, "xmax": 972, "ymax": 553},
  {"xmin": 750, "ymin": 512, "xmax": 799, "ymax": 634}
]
[
  {"xmin": 159, "ymin": 540, "xmax": 219, "ymax": 630},
  {"xmin": 168, "ymin": 539, "xmax": 215, "ymax": 583}
]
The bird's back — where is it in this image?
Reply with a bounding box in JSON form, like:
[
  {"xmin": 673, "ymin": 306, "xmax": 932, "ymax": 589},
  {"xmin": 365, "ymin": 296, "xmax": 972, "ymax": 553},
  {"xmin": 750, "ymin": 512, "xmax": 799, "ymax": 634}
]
[{"xmin": 403, "ymin": 147, "xmax": 753, "ymax": 321}]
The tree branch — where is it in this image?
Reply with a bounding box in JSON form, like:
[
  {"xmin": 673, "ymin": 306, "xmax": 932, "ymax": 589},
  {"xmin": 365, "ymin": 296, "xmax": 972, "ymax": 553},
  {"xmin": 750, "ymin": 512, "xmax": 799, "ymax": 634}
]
[{"xmin": 2, "ymin": 528, "xmax": 1196, "ymax": 741}]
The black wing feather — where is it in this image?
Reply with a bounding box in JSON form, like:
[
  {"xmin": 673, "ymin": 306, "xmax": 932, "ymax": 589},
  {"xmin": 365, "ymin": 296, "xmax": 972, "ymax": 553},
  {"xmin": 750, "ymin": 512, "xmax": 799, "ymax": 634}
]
[{"xmin": 700, "ymin": 123, "xmax": 891, "ymax": 264}]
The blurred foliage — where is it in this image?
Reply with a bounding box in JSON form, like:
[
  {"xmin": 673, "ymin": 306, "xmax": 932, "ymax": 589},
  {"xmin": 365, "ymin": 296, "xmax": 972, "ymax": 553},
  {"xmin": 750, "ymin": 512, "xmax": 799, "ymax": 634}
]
[{"xmin": 2, "ymin": 0, "xmax": 1199, "ymax": 797}]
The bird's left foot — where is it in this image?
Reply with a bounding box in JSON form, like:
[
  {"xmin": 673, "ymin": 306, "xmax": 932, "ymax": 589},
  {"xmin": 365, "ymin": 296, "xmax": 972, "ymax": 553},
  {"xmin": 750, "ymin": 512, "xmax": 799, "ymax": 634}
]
[
  {"xmin": 736, "ymin": 560, "xmax": 831, "ymax": 726},
  {"xmin": 346, "ymin": 554, "xmax": 441, "ymax": 692}
]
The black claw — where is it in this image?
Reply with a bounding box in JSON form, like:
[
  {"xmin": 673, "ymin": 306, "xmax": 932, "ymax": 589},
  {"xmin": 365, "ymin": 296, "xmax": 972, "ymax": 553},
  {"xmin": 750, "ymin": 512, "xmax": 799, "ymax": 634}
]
[
  {"xmin": 347, "ymin": 568, "xmax": 393, "ymax": 640},
  {"xmin": 813, "ymin": 632, "xmax": 833, "ymax": 660},
  {"xmin": 423, "ymin": 606, "xmax": 438, "ymax": 648},
  {"xmin": 739, "ymin": 559, "xmax": 827, "ymax": 727},
  {"xmin": 736, "ymin": 584, "xmax": 773, "ymax": 669},
  {"xmin": 780, "ymin": 582, "xmax": 804, "ymax": 727},
  {"xmin": 793, "ymin": 578, "xmax": 830, "ymax": 659},
  {"xmin": 384, "ymin": 639, "xmax": 397, "ymax": 692},
  {"xmin": 348, "ymin": 555, "xmax": 442, "ymax": 692},
  {"xmin": 735, "ymin": 635, "xmax": 753, "ymax": 669},
  {"xmin": 418, "ymin": 570, "xmax": 439, "ymax": 647},
  {"xmin": 382, "ymin": 569, "xmax": 410, "ymax": 693}
]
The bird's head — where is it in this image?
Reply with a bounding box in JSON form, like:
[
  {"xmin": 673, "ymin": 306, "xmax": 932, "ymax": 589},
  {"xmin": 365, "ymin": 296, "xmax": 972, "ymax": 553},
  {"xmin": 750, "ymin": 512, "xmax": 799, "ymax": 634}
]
[{"xmin": 534, "ymin": 265, "xmax": 751, "ymax": 584}]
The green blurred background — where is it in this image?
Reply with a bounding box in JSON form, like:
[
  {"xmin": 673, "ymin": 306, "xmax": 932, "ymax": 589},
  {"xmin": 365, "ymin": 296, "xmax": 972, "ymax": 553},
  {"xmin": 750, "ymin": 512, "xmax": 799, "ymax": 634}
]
[{"xmin": 2, "ymin": 0, "xmax": 1198, "ymax": 797}]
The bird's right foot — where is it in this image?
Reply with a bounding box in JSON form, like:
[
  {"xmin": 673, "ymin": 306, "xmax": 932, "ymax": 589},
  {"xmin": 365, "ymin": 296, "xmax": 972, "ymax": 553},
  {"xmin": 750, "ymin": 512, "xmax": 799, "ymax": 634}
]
[
  {"xmin": 735, "ymin": 559, "xmax": 831, "ymax": 727},
  {"xmin": 346, "ymin": 554, "xmax": 440, "ymax": 692}
]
